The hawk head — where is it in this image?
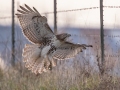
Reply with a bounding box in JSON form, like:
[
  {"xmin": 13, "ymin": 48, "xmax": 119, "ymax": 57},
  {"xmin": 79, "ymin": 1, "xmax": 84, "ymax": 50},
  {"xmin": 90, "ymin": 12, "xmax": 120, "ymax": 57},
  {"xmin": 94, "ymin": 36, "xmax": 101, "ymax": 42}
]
[{"xmin": 56, "ymin": 33, "xmax": 71, "ymax": 41}]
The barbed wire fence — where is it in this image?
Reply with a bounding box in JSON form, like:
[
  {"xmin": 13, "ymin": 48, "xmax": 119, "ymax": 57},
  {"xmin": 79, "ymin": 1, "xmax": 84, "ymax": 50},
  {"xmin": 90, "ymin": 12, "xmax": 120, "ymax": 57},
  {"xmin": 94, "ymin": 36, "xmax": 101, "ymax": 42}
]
[
  {"xmin": 0, "ymin": 5, "xmax": 120, "ymax": 19},
  {"xmin": 0, "ymin": 3, "xmax": 120, "ymax": 73},
  {"xmin": 0, "ymin": 6, "xmax": 120, "ymax": 19}
]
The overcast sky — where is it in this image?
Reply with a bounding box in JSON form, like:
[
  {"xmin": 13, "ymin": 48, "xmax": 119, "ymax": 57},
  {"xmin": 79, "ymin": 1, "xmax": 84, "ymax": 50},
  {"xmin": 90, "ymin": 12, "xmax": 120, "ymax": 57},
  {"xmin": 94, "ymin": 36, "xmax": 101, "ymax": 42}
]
[{"xmin": 0, "ymin": 0, "xmax": 120, "ymax": 28}]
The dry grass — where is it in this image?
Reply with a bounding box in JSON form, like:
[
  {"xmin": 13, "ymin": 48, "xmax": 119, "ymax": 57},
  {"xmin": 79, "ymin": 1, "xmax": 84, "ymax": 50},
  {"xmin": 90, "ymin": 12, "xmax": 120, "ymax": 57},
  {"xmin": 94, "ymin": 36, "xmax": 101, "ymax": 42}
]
[{"xmin": 0, "ymin": 57, "xmax": 120, "ymax": 90}]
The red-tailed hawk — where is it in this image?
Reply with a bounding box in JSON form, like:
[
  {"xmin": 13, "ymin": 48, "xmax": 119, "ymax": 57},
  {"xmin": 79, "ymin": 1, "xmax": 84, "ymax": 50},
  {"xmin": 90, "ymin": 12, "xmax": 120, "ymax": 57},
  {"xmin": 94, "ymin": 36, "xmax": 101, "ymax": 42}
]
[{"xmin": 16, "ymin": 4, "xmax": 92, "ymax": 75}]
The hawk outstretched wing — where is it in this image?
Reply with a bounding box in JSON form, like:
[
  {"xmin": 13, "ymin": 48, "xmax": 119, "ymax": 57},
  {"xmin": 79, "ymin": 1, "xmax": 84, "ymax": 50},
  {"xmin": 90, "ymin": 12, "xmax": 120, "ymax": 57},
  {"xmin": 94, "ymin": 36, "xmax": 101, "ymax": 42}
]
[
  {"xmin": 16, "ymin": 4, "xmax": 55, "ymax": 45},
  {"xmin": 50, "ymin": 42, "xmax": 92, "ymax": 60}
]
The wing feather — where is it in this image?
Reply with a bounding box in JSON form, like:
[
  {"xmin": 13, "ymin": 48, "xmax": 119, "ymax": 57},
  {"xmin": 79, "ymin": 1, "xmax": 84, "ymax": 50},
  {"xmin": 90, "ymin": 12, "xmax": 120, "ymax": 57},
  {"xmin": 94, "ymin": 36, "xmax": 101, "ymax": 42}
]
[
  {"xmin": 22, "ymin": 44, "xmax": 41, "ymax": 68},
  {"xmin": 20, "ymin": 6, "xmax": 30, "ymax": 12},
  {"xmin": 16, "ymin": 4, "xmax": 55, "ymax": 44},
  {"xmin": 51, "ymin": 42, "xmax": 92, "ymax": 60},
  {"xmin": 17, "ymin": 10, "xmax": 27, "ymax": 14},
  {"xmin": 25, "ymin": 4, "xmax": 34, "ymax": 12},
  {"xmin": 23, "ymin": 44, "xmax": 52, "ymax": 74},
  {"xmin": 33, "ymin": 7, "xmax": 40, "ymax": 14}
]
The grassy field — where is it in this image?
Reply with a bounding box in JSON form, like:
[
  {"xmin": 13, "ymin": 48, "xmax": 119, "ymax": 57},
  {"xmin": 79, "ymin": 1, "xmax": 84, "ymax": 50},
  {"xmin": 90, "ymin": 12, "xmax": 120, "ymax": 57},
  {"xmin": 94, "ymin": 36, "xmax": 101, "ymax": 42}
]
[{"xmin": 0, "ymin": 57, "xmax": 120, "ymax": 90}]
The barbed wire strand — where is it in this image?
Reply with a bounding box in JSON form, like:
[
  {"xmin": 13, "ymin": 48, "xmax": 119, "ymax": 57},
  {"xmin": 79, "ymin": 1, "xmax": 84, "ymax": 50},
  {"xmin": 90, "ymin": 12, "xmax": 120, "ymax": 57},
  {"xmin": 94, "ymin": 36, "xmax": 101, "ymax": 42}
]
[{"xmin": 0, "ymin": 6, "xmax": 120, "ymax": 19}]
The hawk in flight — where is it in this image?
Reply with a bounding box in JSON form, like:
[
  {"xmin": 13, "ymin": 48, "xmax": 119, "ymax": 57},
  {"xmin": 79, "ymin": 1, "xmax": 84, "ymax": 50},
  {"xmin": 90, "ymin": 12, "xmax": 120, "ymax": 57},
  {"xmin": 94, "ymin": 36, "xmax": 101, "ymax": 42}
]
[{"xmin": 16, "ymin": 4, "xmax": 92, "ymax": 75}]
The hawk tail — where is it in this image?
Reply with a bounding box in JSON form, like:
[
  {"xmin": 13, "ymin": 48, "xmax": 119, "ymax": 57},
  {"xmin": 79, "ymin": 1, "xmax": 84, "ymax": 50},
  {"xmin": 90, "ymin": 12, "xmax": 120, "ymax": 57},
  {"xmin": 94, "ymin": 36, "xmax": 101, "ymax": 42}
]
[
  {"xmin": 22, "ymin": 44, "xmax": 43, "ymax": 73},
  {"xmin": 22, "ymin": 44, "xmax": 56, "ymax": 74}
]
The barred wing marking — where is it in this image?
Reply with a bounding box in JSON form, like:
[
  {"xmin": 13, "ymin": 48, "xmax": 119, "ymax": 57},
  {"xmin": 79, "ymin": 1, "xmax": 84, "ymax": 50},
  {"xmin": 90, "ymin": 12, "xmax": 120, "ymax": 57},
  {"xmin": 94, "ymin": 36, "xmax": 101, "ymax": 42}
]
[
  {"xmin": 52, "ymin": 42, "xmax": 91, "ymax": 60},
  {"xmin": 16, "ymin": 4, "xmax": 55, "ymax": 44},
  {"xmin": 23, "ymin": 44, "xmax": 46, "ymax": 74},
  {"xmin": 22, "ymin": 44, "xmax": 42, "ymax": 69},
  {"xmin": 22, "ymin": 44, "xmax": 55, "ymax": 74}
]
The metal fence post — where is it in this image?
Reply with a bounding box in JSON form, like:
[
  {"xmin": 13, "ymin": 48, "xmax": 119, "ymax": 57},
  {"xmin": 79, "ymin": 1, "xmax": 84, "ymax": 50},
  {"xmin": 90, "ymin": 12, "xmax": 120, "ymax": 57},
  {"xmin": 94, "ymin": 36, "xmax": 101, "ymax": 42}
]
[
  {"xmin": 100, "ymin": 0, "xmax": 104, "ymax": 75},
  {"xmin": 54, "ymin": 0, "xmax": 57, "ymax": 34},
  {"xmin": 12, "ymin": 0, "xmax": 15, "ymax": 66}
]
